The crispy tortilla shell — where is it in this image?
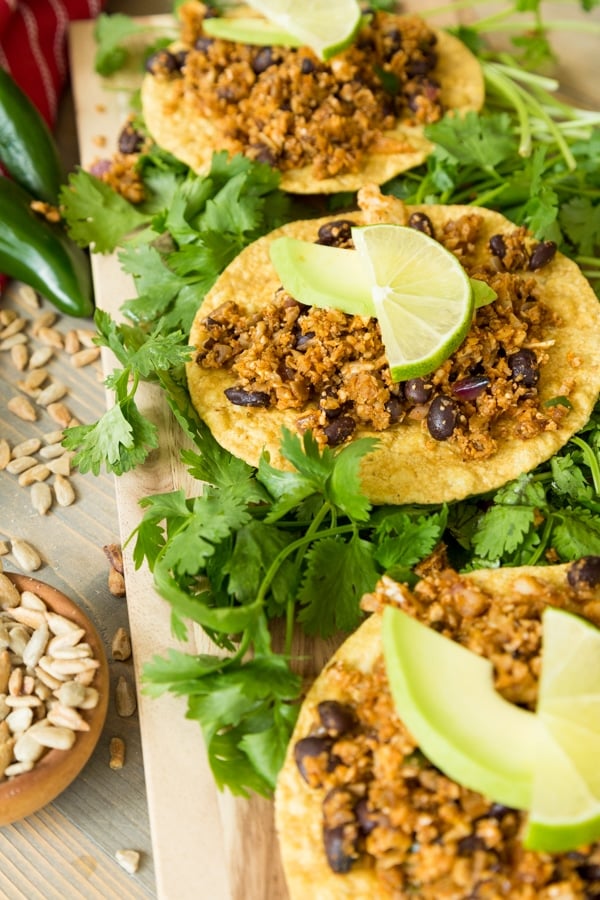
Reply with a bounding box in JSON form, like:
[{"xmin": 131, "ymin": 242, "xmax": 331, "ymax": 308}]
[
  {"xmin": 186, "ymin": 204, "xmax": 600, "ymax": 506},
  {"xmin": 274, "ymin": 563, "xmax": 575, "ymax": 900},
  {"xmin": 141, "ymin": 22, "xmax": 484, "ymax": 194}
]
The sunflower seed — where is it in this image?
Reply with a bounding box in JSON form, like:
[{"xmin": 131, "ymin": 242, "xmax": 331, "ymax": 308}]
[
  {"xmin": 47, "ymin": 402, "xmax": 72, "ymax": 428},
  {"xmin": 71, "ymin": 347, "xmax": 100, "ymax": 368},
  {"xmin": 5, "ymin": 456, "xmax": 37, "ymax": 475},
  {"xmin": 31, "ymin": 311, "xmax": 57, "ymax": 335},
  {"xmin": 36, "ymin": 382, "xmax": 68, "ymax": 407},
  {"xmin": 31, "ymin": 482, "xmax": 53, "ymax": 516},
  {"xmin": 0, "ymin": 317, "xmax": 27, "ymax": 339},
  {"xmin": 29, "ymin": 724, "xmax": 75, "ymax": 750},
  {"xmin": 111, "ymin": 628, "xmax": 132, "ymax": 662},
  {"xmin": 115, "ymin": 676, "xmax": 136, "ymax": 717},
  {"xmin": 10, "ymin": 343, "xmax": 29, "ymax": 371},
  {"xmin": 4, "ymin": 760, "xmax": 34, "ymax": 776},
  {"xmin": 22, "ymin": 623, "xmax": 50, "ymax": 668},
  {"xmin": 0, "ymin": 575, "xmax": 21, "ymax": 610},
  {"xmin": 39, "ymin": 442, "xmax": 65, "ymax": 460},
  {"xmin": 109, "ymin": 736, "xmax": 125, "ymax": 769},
  {"xmin": 5, "ymin": 706, "xmax": 33, "ymax": 733},
  {"xmin": 115, "ymin": 849, "xmax": 140, "ymax": 875},
  {"xmin": 53, "ymin": 474, "xmax": 75, "ymax": 506},
  {"xmin": 7, "ymin": 395, "xmax": 37, "ymax": 422},
  {"xmin": 18, "ymin": 464, "xmax": 51, "ymax": 486},
  {"xmin": 36, "ymin": 326, "xmax": 63, "ymax": 349},
  {"xmin": 0, "ymin": 440, "xmax": 10, "ymax": 470},
  {"xmin": 0, "ymin": 333, "xmax": 28, "ymax": 351},
  {"xmin": 12, "ymin": 438, "xmax": 41, "ymax": 458},
  {"xmin": 23, "ymin": 368, "xmax": 49, "ymax": 390},
  {"xmin": 28, "ymin": 346, "xmax": 53, "ymax": 369},
  {"xmin": 55, "ymin": 680, "xmax": 87, "ymax": 708},
  {"xmin": 11, "ymin": 539, "xmax": 42, "ymax": 572}
]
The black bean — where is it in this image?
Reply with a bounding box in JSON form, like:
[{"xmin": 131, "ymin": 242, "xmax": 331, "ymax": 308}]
[
  {"xmin": 406, "ymin": 50, "xmax": 438, "ymax": 77},
  {"xmin": 294, "ymin": 736, "xmax": 334, "ymax": 783},
  {"xmin": 408, "ymin": 211, "xmax": 435, "ymax": 238},
  {"xmin": 404, "ymin": 377, "xmax": 432, "ymax": 405},
  {"xmin": 489, "ymin": 234, "xmax": 507, "ymax": 259},
  {"xmin": 487, "ymin": 803, "xmax": 513, "ymax": 820},
  {"xmin": 295, "ymin": 330, "xmax": 315, "ymax": 351},
  {"xmin": 145, "ymin": 49, "xmax": 180, "ymax": 75},
  {"xmin": 323, "ymin": 415, "xmax": 356, "ymax": 446},
  {"xmin": 317, "ymin": 700, "xmax": 355, "ymax": 737},
  {"xmin": 528, "ymin": 240, "xmax": 557, "ymax": 271},
  {"xmin": 323, "ymin": 825, "xmax": 356, "ymax": 874},
  {"xmin": 300, "ymin": 57, "xmax": 315, "ymax": 74},
  {"xmin": 457, "ymin": 834, "xmax": 486, "ymax": 855},
  {"xmin": 507, "ymin": 349, "xmax": 539, "ymax": 387},
  {"xmin": 385, "ymin": 395, "xmax": 403, "ymax": 423},
  {"xmin": 427, "ymin": 396, "xmax": 458, "ymax": 441},
  {"xmin": 251, "ymin": 143, "xmax": 277, "ymax": 165},
  {"xmin": 118, "ymin": 126, "xmax": 144, "ymax": 155},
  {"xmin": 577, "ymin": 864, "xmax": 600, "ymax": 882},
  {"xmin": 252, "ymin": 47, "xmax": 277, "ymax": 74},
  {"xmin": 317, "ymin": 219, "xmax": 356, "ymax": 247},
  {"xmin": 194, "ymin": 36, "xmax": 214, "ymax": 53},
  {"xmin": 451, "ymin": 375, "xmax": 490, "ymax": 401},
  {"xmin": 224, "ymin": 387, "xmax": 270, "ymax": 407},
  {"xmin": 567, "ymin": 556, "xmax": 600, "ymax": 590},
  {"xmin": 355, "ymin": 796, "xmax": 378, "ymax": 835}
]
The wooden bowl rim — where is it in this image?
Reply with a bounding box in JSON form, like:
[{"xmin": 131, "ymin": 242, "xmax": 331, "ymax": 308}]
[{"xmin": 0, "ymin": 573, "xmax": 109, "ymax": 826}]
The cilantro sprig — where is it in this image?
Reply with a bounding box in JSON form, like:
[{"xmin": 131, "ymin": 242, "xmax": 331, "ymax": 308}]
[{"xmin": 134, "ymin": 426, "xmax": 447, "ymax": 795}]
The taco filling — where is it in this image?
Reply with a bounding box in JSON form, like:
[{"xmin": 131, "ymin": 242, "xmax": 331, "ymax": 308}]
[
  {"xmin": 192, "ymin": 201, "xmax": 567, "ymax": 461},
  {"xmin": 141, "ymin": 2, "xmax": 484, "ymax": 192},
  {"xmin": 276, "ymin": 558, "xmax": 600, "ymax": 899}
]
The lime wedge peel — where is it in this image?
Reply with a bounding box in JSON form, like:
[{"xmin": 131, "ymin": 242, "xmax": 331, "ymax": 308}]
[
  {"xmin": 270, "ymin": 223, "xmax": 477, "ymax": 382},
  {"xmin": 381, "ymin": 603, "xmax": 600, "ymax": 854},
  {"xmin": 203, "ymin": 0, "xmax": 363, "ymax": 61}
]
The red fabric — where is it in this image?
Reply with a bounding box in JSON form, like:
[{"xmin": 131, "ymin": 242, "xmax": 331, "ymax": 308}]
[{"xmin": 0, "ymin": 0, "xmax": 104, "ymax": 127}]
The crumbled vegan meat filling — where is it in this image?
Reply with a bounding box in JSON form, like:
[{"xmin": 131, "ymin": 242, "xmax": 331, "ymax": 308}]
[
  {"xmin": 294, "ymin": 561, "xmax": 600, "ymax": 897},
  {"xmin": 192, "ymin": 211, "xmax": 572, "ymax": 461},
  {"xmin": 147, "ymin": 2, "xmax": 444, "ymax": 179}
]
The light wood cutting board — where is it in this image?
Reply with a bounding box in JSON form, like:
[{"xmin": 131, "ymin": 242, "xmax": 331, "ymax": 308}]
[{"xmin": 67, "ymin": 6, "xmax": 599, "ymax": 898}]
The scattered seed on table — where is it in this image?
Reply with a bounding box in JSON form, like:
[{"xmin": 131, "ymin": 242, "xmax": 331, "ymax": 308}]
[
  {"xmin": 0, "ymin": 317, "xmax": 27, "ymax": 339},
  {"xmin": 36, "ymin": 382, "xmax": 68, "ymax": 407},
  {"xmin": 111, "ymin": 627, "xmax": 131, "ymax": 661},
  {"xmin": 23, "ymin": 368, "xmax": 49, "ymax": 390},
  {"xmin": 10, "ymin": 344, "xmax": 28, "ymax": 371},
  {"xmin": 47, "ymin": 402, "xmax": 72, "ymax": 428},
  {"xmin": 31, "ymin": 482, "xmax": 53, "ymax": 515},
  {"xmin": 28, "ymin": 346, "xmax": 53, "ymax": 369},
  {"xmin": 7, "ymin": 396, "xmax": 36, "ymax": 422},
  {"xmin": 11, "ymin": 539, "xmax": 42, "ymax": 572},
  {"xmin": 0, "ymin": 333, "xmax": 28, "ymax": 351},
  {"xmin": 115, "ymin": 676, "xmax": 136, "ymax": 717},
  {"xmin": 108, "ymin": 567, "xmax": 126, "ymax": 597},
  {"xmin": 31, "ymin": 311, "xmax": 57, "ymax": 335},
  {"xmin": 36, "ymin": 326, "xmax": 63, "ymax": 349},
  {"xmin": 46, "ymin": 454, "xmax": 72, "ymax": 477},
  {"xmin": 115, "ymin": 849, "xmax": 140, "ymax": 875},
  {"xmin": 64, "ymin": 329, "xmax": 80, "ymax": 354},
  {"xmin": 18, "ymin": 464, "xmax": 51, "ymax": 486},
  {"xmin": 0, "ymin": 440, "xmax": 10, "ymax": 470},
  {"xmin": 109, "ymin": 736, "xmax": 126, "ymax": 769},
  {"xmin": 53, "ymin": 474, "xmax": 75, "ymax": 507},
  {"xmin": 6, "ymin": 456, "xmax": 37, "ymax": 475},
  {"xmin": 70, "ymin": 347, "xmax": 100, "ymax": 368},
  {"xmin": 39, "ymin": 443, "xmax": 65, "ymax": 460},
  {"xmin": 11, "ymin": 438, "xmax": 41, "ymax": 458}
]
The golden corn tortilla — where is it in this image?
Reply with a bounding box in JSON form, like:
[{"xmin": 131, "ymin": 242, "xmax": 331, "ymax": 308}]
[
  {"xmin": 274, "ymin": 563, "xmax": 576, "ymax": 900},
  {"xmin": 186, "ymin": 202, "xmax": 600, "ymax": 506},
  {"xmin": 141, "ymin": 12, "xmax": 484, "ymax": 194}
]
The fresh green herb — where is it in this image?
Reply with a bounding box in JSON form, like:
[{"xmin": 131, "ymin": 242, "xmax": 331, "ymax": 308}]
[
  {"xmin": 93, "ymin": 12, "xmax": 176, "ymax": 76},
  {"xmin": 135, "ymin": 426, "xmax": 447, "ymax": 795}
]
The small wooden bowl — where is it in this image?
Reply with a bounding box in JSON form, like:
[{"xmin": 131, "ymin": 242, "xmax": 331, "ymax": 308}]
[{"xmin": 0, "ymin": 573, "xmax": 109, "ymax": 826}]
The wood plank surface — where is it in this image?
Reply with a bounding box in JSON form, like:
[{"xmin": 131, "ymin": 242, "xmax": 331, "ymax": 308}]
[{"xmin": 67, "ymin": 6, "xmax": 600, "ymax": 898}]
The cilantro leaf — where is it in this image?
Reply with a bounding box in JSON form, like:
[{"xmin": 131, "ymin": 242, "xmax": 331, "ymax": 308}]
[
  {"xmin": 425, "ymin": 111, "xmax": 517, "ymax": 174},
  {"xmin": 61, "ymin": 170, "xmax": 149, "ymax": 252},
  {"xmin": 93, "ymin": 13, "xmax": 146, "ymax": 76},
  {"xmin": 298, "ymin": 536, "xmax": 379, "ymax": 636}
]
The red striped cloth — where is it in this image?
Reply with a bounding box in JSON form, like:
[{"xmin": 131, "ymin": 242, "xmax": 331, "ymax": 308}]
[{"xmin": 0, "ymin": 0, "xmax": 104, "ymax": 126}]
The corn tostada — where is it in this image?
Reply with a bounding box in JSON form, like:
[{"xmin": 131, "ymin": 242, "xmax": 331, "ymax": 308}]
[
  {"xmin": 141, "ymin": 2, "xmax": 484, "ymax": 193},
  {"xmin": 185, "ymin": 185, "xmax": 600, "ymax": 505},
  {"xmin": 275, "ymin": 556, "xmax": 600, "ymax": 898}
]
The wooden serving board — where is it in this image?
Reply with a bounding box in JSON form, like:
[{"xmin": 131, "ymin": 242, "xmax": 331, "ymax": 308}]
[{"xmin": 67, "ymin": 7, "xmax": 599, "ymax": 898}]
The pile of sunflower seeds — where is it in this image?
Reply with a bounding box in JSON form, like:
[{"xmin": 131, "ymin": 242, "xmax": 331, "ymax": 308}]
[{"xmin": 0, "ymin": 566, "xmax": 101, "ymax": 780}]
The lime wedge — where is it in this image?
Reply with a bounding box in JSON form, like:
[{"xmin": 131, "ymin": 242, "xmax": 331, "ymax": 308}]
[
  {"xmin": 202, "ymin": 17, "xmax": 304, "ymax": 49},
  {"xmin": 244, "ymin": 0, "xmax": 362, "ymax": 60},
  {"xmin": 270, "ymin": 224, "xmax": 475, "ymax": 382},
  {"xmin": 352, "ymin": 225, "xmax": 474, "ymax": 381},
  {"xmin": 524, "ymin": 606, "xmax": 600, "ymax": 851}
]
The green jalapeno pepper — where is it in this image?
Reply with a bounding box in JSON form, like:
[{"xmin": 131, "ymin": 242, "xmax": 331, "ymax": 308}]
[
  {"xmin": 0, "ymin": 177, "xmax": 94, "ymax": 318},
  {"xmin": 0, "ymin": 68, "xmax": 65, "ymax": 204}
]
